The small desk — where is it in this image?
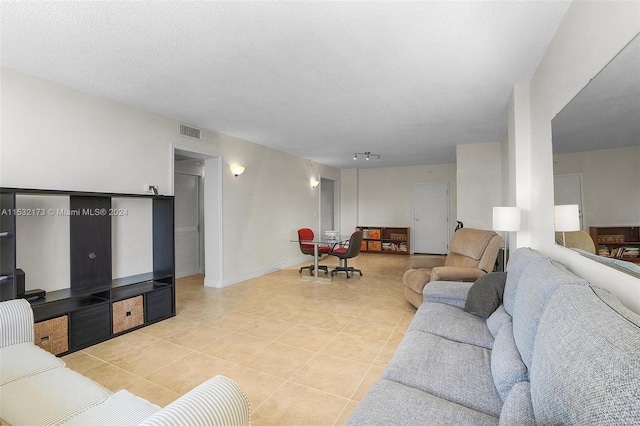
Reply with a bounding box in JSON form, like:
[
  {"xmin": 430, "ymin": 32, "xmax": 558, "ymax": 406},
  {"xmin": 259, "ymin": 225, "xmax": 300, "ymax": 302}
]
[{"xmin": 292, "ymin": 237, "xmax": 343, "ymax": 279}]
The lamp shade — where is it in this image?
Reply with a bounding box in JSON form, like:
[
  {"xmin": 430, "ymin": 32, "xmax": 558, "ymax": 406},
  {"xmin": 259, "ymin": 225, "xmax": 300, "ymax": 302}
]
[
  {"xmin": 554, "ymin": 204, "xmax": 580, "ymax": 232},
  {"xmin": 493, "ymin": 207, "xmax": 521, "ymax": 232}
]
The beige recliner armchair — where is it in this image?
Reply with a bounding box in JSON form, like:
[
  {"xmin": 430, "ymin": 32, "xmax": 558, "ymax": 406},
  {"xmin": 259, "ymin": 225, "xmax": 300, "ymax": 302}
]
[
  {"xmin": 403, "ymin": 228, "xmax": 502, "ymax": 308},
  {"xmin": 555, "ymin": 230, "xmax": 596, "ymax": 254}
]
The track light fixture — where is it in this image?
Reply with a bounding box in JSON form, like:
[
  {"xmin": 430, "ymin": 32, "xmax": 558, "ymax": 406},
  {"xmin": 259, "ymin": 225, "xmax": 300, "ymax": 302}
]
[{"xmin": 353, "ymin": 151, "xmax": 381, "ymax": 161}]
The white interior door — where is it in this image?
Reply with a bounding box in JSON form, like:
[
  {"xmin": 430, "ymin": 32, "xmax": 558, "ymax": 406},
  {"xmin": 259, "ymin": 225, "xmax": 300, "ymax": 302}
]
[
  {"xmin": 174, "ymin": 172, "xmax": 201, "ymax": 278},
  {"xmin": 413, "ymin": 182, "xmax": 449, "ymax": 254},
  {"xmin": 554, "ymin": 174, "xmax": 584, "ymax": 229}
]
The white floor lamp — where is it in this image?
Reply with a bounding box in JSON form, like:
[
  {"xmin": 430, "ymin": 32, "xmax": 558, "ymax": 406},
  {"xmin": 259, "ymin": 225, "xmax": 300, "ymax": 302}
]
[
  {"xmin": 493, "ymin": 207, "xmax": 521, "ymax": 271},
  {"xmin": 554, "ymin": 204, "xmax": 580, "ymax": 247}
]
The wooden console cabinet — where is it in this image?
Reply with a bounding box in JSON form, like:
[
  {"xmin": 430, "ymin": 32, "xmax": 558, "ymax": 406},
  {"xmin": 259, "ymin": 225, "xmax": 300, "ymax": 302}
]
[
  {"xmin": 0, "ymin": 187, "xmax": 175, "ymax": 355},
  {"xmin": 357, "ymin": 226, "xmax": 410, "ymax": 255}
]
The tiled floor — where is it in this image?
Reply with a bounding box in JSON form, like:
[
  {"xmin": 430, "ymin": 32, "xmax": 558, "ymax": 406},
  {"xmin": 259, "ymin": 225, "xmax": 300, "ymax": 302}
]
[{"xmin": 63, "ymin": 253, "xmax": 416, "ymax": 425}]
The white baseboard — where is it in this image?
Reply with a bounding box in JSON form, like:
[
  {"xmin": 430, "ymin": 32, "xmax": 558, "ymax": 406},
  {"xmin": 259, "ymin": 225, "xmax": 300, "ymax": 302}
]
[{"xmin": 204, "ymin": 256, "xmax": 309, "ymax": 288}]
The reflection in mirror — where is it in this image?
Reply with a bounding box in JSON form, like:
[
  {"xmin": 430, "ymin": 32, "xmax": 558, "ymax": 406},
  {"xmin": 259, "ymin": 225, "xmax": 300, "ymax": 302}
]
[{"xmin": 552, "ymin": 33, "xmax": 640, "ymax": 275}]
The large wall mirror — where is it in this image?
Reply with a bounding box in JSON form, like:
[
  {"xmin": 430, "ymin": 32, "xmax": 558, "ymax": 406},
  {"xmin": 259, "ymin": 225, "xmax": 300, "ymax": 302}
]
[{"xmin": 552, "ymin": 33, "xmax": 640, "ymax": 277}]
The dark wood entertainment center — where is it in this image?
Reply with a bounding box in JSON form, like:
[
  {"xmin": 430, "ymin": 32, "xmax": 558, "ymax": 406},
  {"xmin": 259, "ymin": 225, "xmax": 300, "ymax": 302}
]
[{"xmin": 0, "ymin": 187, "xmax": 175, "ymax": 356}]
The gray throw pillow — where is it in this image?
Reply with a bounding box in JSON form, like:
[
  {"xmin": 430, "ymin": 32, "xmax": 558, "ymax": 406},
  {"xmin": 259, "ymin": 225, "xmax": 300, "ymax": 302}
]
[{"xmin": 464, "ymin": 272, "xmax": 507, "ymax": 318}]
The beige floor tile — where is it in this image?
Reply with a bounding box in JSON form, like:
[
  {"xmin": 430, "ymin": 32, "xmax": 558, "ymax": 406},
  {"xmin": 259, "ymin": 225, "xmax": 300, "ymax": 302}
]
[
  {"xmin": 136, "ymin": 316, "xmax": 200, "ymax": 340},
  {"xmin": 124, "ymin": 378, "xmax": 180, "ymax": 407},
  {"xmin": 290, "ymin": 353, "xmax": 370, "ymax": 399},
  {"xmin": 207, "ymin": 312, "xmax": 264, "ymax": 331},
  {"xmin": 374, "ymin": 339, "xmax": 401, "ymax": 367},
  {"xmin": 62, "ymin": 351, "xmax": 105, "ymax": 374},
  {"xmin": 235, "ymin": 317, "xmax": 297, "ymax": 341},
  {"xmin": 352, "ymin": 365, "xmax": 384, "ymax": 402},
  {"xmin": 82, "ymin": 362, "xmax": 139, "ymax": 391},
  {"xmin": 176, "ymin": 304, "xmax": 224, "ymax": 323},
  {"xmin": 226, "ymin": 364, "xmax": 287, "ymax": 412},
  {"xmin": 145, "ymin": 351, "xmax": 236, "ymax": 395},
  {"xmin": 82, "ymin": 330, "xmax": 159, "ymax": 362},
  {"xmin": 241, "ymin": 342, "xmax": 315, "ymax": 380},
  {"xmin": 342, "ymin": 316, "xmax": 397, "ymax": 341},
  {"xmin": 164, "ymin": 324, "xmax": 232, "ymax": 350},
  {"xmin": 336, "ymin": 400, "xmax": 361, "ymax": 425},
  {"xmin": 275, "ymin": 324, "xmax": 338, "ymax": 352},
  {"xmin": 251, "ymin": 381, "xmax": 349, "ymax": 426},
  {"xmin": 199, "ymin": 331, "xmax": 270, "ymax": 362},
  {"xmin": 359, "ymin": 304, "xmax": 409, "ymax": 325},
  {"xmin": 322, "ymin": 332, "xmax": 387, "ymax": 364},
  {"xmin": 109, "ymin": 340, "xmax": 193, "ymax": 376},
  {"xmin": 300, "ymin": 310, "xmax": 354, "ymax": 332}
]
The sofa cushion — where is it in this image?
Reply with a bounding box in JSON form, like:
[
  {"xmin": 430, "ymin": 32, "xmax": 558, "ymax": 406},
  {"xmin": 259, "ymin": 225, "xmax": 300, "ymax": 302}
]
[
  {"xmin": 410, "ymin": 302, "xmax": 494, "ymax": 349},
  {"xmin": 0, "ymin": 299, "xmax": 34, "ymax": 348},
  {"xmin": 139, "ymin": 375, "xmax": 251, "ymax": 426},
  {"xmin": 0, "ymin": 342, "xmax": 65, "ymax": 385},
  {"xmin": 383, "ymin": 330, "xmax": 503, "ymax": 417},
  {"xmin": 502, "ymin": 248, "xmax": 547, "ymax": 316},
  {"xmin": 0, "ymin": 367, "xmax": 111, "ymax": 426},
  {"xmin": 530, "ymin": 285, "xmax": 640, "ymax": 424},
  {"xmin": 512, "ymin": 258, "xmax": 588, "ymax": 368},
  {"xmin": 486, "ymin": 305, "xmax": 511, "ymax": 338},
  {"xmin": 464, "ymin": 272, "xmax": 507, "ymax": 318},
  {"xmin": 423, "ymin": 281, "xmax": 473, "ymax": 309},
  {"xmin": 491, "ymin": 322, "xmax": 528, "ymax": 401},
  {"xmin": 498, "ymin": 381, "xmax": 535, "ymax": 426},
  {"xmin": 348, "ymin": 379, "xmax": 499, "ymax": 426},
  {"xmin": 60, "ymin": 389, "xmax": 159, "ymax": 425},
  {"xmin": 591, "ymin": 286, "xmax": 640, "ymax": 327}
]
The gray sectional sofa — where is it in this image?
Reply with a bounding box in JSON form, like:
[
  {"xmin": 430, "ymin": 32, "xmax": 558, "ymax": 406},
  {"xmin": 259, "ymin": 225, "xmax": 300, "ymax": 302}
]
[
  {"xmin": 0, "ymin": 299, "xmax": 250, "ymax": 425},
  {"xmin": 349, "ymin": 247, "xmax": 640, "ymax": 425}
]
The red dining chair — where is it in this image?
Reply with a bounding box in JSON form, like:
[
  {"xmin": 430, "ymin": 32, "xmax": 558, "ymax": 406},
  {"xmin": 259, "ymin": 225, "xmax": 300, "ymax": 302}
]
[
  {"xmin": 328, "ymin": 230, "xmax": 364, "ymax": 278},
  {"xmin": 298, "ymin": 228, "xmax": 331, "ymax": 275}
]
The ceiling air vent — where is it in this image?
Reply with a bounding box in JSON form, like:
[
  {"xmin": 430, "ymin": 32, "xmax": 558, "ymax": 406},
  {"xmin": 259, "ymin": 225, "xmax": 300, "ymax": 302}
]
[
  {"xmin": 178, "ymin": 124, "xmax": 219, "ymax": 145},
  {"xmin": 179, "ymin": 124, "xmax": 201, "ymax": 140}
]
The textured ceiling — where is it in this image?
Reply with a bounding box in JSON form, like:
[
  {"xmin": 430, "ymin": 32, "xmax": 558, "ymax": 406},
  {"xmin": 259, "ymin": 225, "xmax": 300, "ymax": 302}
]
[{"xmin": 0, "ymin": 1, "xmax": 572, "ymax": 169}]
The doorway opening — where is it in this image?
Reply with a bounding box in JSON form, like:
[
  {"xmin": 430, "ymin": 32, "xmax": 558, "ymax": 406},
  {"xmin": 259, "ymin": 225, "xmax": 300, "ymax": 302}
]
[
  {"xmin": 319, "ymin": 177, "xmax": 339, "ymax": 235},
  {"xmin": 173, "ymin": 147, "xmax": 223, "ymax": 287}
]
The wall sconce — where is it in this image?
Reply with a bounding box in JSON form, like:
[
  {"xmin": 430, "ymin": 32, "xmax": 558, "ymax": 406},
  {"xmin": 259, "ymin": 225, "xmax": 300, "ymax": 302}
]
[
  {"xmin": 230, "ymin": 164, "xmax": 245, "ymax": 177},
  {"xmin": 554, "ymin": 204, "xmax": 580, "ymax": 247},
  {"xmin": 310, "ymin": 179, "xmax": 320, "ymax": 189},
  {"xmin": 493, "ymin": 206, "xmax": 521, "ymax": 269}
]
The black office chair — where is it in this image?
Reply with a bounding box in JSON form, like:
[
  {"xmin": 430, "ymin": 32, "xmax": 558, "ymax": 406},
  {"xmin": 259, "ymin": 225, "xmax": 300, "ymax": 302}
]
[
  {"xmin": 329, "ymin": 230, "xmax": 364, "ymax": 278},
  {"xmin": 298, "ymin": 228, "xmax": 331, "ymax": 275}
]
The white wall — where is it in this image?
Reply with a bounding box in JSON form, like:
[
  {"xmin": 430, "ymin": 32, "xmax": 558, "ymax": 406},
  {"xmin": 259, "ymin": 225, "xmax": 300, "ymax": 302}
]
[
  {"xmin": 518, "ymin": 1, "xmax": 640, "ymax": 312},
  {"xmin": 0, "ymin": 69, "xmax": 174, "ymax": 194},
  {"xmin": 1, "ymin": 68, "xmax": 340, "ymax": 287},
  {"xmin": 456, "ymin": 142, "xmax": 502, "ymax": 230},
  {"xmin": 15, "ymin": 195, "xmax": 70, "ymax": 292},
  {"xmin": 341, "ymin": 164, "xmax": 457, "ymax": 235},
  {"xmin": 339, "ymin": 168, "xmax": 358, "ymax": 236},
  {"xmin": 554, "ymin": 146, "xmax": 640, "ymax": 228}
]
